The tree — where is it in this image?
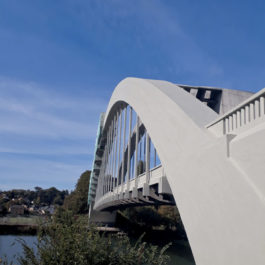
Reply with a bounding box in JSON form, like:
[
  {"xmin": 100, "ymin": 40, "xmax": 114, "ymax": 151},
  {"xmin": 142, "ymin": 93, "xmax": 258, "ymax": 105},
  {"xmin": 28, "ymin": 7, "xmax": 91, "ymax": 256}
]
[
  {"xmin": 63, "ymin": 171, "xmax": 91, "ymax": 214},
  {"xmin": 122, "ymin": 205, "xmax": 186, "ymax": 235}
]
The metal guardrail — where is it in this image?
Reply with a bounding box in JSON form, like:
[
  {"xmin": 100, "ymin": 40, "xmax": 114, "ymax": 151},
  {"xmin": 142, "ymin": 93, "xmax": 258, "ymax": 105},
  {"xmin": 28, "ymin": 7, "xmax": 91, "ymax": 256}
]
[{"xmin": 206, "ymin": 87, "xmax": 265, "ymax": 135}]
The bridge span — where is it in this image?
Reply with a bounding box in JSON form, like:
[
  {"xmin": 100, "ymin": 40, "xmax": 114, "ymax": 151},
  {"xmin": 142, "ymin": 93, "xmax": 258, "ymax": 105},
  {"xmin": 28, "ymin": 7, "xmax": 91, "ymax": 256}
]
[{"xmin": 88, "ymin": 78, "xmax": 265, "ymax": 265}]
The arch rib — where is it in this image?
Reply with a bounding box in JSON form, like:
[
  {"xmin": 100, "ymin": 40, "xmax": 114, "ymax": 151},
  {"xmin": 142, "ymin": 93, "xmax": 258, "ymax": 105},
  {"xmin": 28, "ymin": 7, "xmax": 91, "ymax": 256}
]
[{"xmin": 91, "ymin": 77, "xmax": 265, "ymax": 265}]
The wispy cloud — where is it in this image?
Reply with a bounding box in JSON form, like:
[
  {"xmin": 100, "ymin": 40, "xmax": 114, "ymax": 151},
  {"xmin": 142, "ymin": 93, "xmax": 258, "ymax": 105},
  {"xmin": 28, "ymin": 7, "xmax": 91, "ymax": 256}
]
[
  {"xmin": 0, "ymin": 76, "xmax": 106, "ymax": 139},
  {"xmin": 0, "ymin": 156, "xmax": 88, "ymax": 190},
  {"xmin": 0, "ymin": 76, "xmax": 105, "ymax": 190}
]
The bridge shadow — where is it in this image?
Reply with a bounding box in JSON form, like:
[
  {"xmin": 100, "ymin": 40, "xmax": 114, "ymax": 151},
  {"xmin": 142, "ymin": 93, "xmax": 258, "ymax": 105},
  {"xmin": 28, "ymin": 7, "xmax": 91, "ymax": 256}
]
[{"xmin": 116, "ymin": 205, "xmax": 196, "ymax": 265}]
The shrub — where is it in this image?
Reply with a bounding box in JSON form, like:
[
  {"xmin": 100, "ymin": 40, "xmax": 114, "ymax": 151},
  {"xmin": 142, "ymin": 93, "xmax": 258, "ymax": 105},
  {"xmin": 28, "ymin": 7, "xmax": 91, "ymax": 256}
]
[{"xmin": 15, "ymin": 209, "xmax": 170, "ymax": 265}]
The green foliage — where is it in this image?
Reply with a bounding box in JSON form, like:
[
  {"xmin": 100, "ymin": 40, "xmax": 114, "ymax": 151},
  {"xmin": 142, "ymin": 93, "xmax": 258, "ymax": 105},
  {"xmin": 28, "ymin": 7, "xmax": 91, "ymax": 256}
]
[
  {"xmin": 15, "ymin": 209, "xmax": 170, "ymax": 265},
  {"xmin": 0, "ymin": 255, "xmax": 12, "ymax": 265},
  {"xmin": 122, "ymin": 205, "xmax": 186, "ymax": 233},
  {"xmin": 0, "ymin": 204, "xmax": 8, "ymax": 216},
  {"xmin": 123, "ymin": 207, "xmax": 163, "ymax": 229},
  {"xmin": 137, "ymin": 160, "xmax": 145, "ymax": 175},
  {"xmin": 33, "ymin": 187, "xmax": 68, "ymax": 206},
  {"xmin": 63, "ymin": 171, "xmax": 90, "ymax": 214},
  {"xmin": 0, "ymin": 188, "xmax": 68, "ymax": 214}
]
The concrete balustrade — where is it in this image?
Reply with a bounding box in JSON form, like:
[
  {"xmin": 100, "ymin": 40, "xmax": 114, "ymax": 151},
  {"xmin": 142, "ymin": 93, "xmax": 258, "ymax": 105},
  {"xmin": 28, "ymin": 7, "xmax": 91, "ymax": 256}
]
[{"xmin": 207, "ymin": 87, "xmax": 265, "ymax": 136}]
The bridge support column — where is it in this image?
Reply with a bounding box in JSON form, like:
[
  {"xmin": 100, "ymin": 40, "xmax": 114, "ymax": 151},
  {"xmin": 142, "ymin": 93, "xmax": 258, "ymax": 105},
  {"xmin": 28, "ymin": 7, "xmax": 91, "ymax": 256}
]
[
  {"xmin": 158, "ymin": 176, "xmax": 172, "ymax": 194},
  {"xmin": 143, "ymin": 183, "xmax": 150, "ymax": 196},
  {"xmin": 88, "ymin": 204, "xmax": 117, "ymax": 226},
  {"xmin": 132, "ymin": 187, "xmax": 138, "ymax": 198}
]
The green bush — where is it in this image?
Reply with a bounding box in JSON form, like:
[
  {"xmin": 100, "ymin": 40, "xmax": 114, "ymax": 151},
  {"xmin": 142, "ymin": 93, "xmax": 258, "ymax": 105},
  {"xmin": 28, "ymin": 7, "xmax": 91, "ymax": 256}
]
[{"xmin": 14, "ymin": 209, "xmax": 170, "ymax": 265}]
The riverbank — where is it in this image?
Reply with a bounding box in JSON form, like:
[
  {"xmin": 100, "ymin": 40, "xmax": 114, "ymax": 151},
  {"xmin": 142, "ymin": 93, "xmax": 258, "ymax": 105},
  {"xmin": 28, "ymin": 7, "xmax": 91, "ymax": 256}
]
[
  {"xmin": 0, "ymin": 234, "xmax": 195, "ymax": 265},
  {"xmin": 0, "ymin": 216, "xmax": 44, "ymax": 235}
]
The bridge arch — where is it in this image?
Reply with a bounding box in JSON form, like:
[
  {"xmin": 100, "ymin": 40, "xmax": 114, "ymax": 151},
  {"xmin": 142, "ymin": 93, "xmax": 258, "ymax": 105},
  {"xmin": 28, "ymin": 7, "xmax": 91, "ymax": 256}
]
[{"xmin": 89, "ymin": 78, "xmax": 265, "ymax": 265}]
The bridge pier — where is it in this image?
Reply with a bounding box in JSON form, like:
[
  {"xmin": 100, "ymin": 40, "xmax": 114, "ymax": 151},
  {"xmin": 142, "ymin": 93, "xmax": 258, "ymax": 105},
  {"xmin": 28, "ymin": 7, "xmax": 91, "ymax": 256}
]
[{"xmin": 88, "ymin": 204, "xmax": 116, "ymax": 226}]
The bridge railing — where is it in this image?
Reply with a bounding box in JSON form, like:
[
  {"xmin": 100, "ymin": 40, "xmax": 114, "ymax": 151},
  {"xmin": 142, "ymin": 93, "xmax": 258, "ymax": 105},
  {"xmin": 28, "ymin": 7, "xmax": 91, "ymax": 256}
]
[
  {"xmin": 206, "ymin": 87, "xmax": 265, "ymax": 136},
  {"xmin": 112, "ymin": 164, "xmax": 163, "ymax": 194}
]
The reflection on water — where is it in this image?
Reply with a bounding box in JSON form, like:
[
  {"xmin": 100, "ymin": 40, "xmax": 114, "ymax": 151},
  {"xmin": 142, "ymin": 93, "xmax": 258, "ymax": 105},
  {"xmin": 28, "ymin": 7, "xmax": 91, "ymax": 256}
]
[
  {"xmin": 0, "ymin": 235, "xmax": 37, "ymax": 263},
  {"xmin": 0, "ymin": 235, "xmax": 195, "ymax": 265},
  {"xmin": 166, "ymin": 240, "xmax": 195, "ymax": 265}
]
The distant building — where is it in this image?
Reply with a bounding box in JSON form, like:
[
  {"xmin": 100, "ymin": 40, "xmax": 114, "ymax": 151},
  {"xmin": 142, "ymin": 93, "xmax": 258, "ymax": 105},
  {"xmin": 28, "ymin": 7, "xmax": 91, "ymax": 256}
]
[
  {"xmin": 29, "ymin": 205, "xmax": 38, "ymax": 212},
  {"xmin": 1, "ymin": 194, "xmax": 9, "ymax": 201},
  {"xmin": 10, "ymin": 205, "xmax": 24, "ymax": 215}
]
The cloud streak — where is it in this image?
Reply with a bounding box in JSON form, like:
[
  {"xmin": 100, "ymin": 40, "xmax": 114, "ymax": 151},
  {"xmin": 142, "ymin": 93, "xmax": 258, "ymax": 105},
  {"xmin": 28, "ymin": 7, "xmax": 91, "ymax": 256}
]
[
  {"xmin": 0, "ymin": 77, "xmax": 106, "ymax": 139},
  {"xmin": 0, "ymin": 76, "xmax": 105, "ymax": 190}
]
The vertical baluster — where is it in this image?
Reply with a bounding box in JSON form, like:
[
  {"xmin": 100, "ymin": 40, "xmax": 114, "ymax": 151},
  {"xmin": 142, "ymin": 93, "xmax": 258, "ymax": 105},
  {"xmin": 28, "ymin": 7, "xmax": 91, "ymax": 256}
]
[
  {"xmin": 245, "ymin": 105, "xmax": 250, "ymax": 123},
  {"xmin": 233, "ymin": 113, "xmax": 237, "ymax": 129},
  {"xmin": 260, "ymin": 96, "xmax": 265, "ymax": 116},
  {"xmin": 241, "ymin": 108, "xmax": 245, "ymax": 126},
  {"xmin": 229, "ymin": 115, "xmax": 233, "ymax": 131},
  {"xmin": 236, "ymin": 110, "xmax": 241, "ymax": 128},
  {"xmin": 255, "ymin": 100, "xmax": 260, "ymax": 119},
  {"xmin": 250, "ymin": 102, "xmax": 255, "ymax": 121},
  {"xmin": 225, "ymin": 117, "xmax": 229, "ymax": 134}
]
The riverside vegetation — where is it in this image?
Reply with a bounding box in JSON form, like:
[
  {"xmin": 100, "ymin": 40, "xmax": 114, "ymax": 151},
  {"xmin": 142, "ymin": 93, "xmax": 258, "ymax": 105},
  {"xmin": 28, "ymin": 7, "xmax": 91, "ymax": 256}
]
[
  {"xmin": 0, "ymin": 170, "xmax": 187, "ymax": 264},
  {"xmin": 0, "ymin": 209, "xmax": 170, "ymax": 265}
]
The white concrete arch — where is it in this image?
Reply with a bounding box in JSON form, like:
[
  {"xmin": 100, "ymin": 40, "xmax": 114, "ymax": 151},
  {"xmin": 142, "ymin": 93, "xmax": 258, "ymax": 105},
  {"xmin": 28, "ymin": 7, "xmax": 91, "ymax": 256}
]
[{"xmin": 92, "ymin": 78, "xmax": 265, "ymax": 265}]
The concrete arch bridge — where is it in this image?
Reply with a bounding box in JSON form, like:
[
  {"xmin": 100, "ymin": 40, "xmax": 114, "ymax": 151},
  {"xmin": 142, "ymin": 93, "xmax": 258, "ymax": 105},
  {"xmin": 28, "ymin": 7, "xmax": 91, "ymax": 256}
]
[{"xmin": 88, "ymin": 78, "xmax": 265, "ymax": 265}]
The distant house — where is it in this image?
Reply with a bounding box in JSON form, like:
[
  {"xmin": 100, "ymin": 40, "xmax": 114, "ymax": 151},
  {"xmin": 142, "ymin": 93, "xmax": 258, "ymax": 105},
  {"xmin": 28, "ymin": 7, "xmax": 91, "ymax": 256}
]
[
  {"xmin": 1, "ymin": 194, "xmax": 9, "ymax": 202},
  {"xmin": 29, "ymin": 205, "xmax": 38, "ymax": 213},
  {"xmin": 10, "ymin": 205, "xmax": 24, "ymax": 215},
  {"xmin": 47, "ymin": 205, "xmax": 55, "ymax": 215},
  {"xmin": 38, "ymin": 205, "xmax": 55, "ymax": 215}
]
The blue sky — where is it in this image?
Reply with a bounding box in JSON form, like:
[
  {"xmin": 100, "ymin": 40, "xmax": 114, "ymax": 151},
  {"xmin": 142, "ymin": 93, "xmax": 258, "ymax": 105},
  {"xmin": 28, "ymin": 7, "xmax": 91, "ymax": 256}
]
[{"xmin": 1, "ymin": 0, "xmax": 265, "ymax": 190}]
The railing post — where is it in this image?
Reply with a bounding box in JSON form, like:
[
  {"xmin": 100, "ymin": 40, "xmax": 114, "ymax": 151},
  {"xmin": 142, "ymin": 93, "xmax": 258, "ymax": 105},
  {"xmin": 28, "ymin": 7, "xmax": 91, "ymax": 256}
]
[
  {"xmin": 250, "ymin": 102, "xmax": 255, "ymax": 121},
  {"xmin": 229, "ymin": 115, "xmax": 233, "ymax": 131},
  {"xmin": 225, "ymin": 117, "xmax": 229, "ymax": 134},
  {"xmin": 241, "ymin": 108, "xmax": 245, "ymax": 126},
  {"xmin": 245, "ymin": 105, "xmax": 250, "ymax": 123},
  {"xmin": 233, "ymin": 113, "xmax": 237, "ymax": 129},
  {"xmin": 260, "ymin": 96, "xmax": 265, "ymax": 116},
  {"xmin": 236, "ymin": 111, "xmax": 241, "ymax": 128},
  {"xmin": 255, "ymin": 99, "xmax": 260, "ymax": 118}
]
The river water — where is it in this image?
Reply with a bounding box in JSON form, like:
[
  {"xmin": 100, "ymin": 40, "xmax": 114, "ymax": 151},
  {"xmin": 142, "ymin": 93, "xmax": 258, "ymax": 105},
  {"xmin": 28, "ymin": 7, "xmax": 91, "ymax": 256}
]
[{"xmin": 0, "ymin": 235, "xmax": 195, "ymax": 265}]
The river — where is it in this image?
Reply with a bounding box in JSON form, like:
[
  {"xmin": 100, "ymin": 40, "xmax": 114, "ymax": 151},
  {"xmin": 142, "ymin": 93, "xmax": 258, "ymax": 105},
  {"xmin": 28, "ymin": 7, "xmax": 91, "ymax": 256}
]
[{"xmin": 0, "ymin": 235, "xmax": 195, "ymax": 265}]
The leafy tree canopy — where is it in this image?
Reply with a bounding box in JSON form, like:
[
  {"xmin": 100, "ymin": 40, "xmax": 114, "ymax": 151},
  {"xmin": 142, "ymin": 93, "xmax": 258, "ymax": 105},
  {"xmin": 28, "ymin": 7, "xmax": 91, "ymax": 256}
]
[{"xmin": 63, "ymin": 170, "xmax": 91, "ymax": 214}]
